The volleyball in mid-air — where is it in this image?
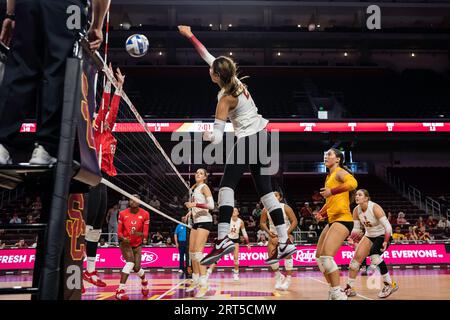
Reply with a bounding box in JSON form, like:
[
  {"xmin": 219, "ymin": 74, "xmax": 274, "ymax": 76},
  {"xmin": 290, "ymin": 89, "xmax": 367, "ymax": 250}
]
[{"xmin": 125, "ymin": 34, "xmax": 149, "ymax": 57}]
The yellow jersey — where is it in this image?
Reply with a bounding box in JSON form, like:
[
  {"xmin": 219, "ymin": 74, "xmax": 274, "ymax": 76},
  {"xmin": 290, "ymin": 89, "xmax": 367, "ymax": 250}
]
[{"xmin": 324, "ymin": 167, "xmax": 356, "ymax": 223}]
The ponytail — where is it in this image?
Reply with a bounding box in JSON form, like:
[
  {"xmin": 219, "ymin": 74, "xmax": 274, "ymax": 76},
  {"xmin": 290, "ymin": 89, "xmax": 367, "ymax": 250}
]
[{"xmin": 330, "ymin": 148, "xmax": 356, "ymax": 203}]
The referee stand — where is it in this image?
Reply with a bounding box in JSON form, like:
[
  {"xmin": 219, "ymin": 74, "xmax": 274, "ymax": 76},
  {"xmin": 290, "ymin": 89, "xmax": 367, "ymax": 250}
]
[{"xmin": 0, "ymin": 34, "xmax": 101, "ymax": 300}]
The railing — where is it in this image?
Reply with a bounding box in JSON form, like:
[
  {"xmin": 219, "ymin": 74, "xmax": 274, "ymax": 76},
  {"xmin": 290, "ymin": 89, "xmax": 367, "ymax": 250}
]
[
  {"xmin": 386, "ymin": 171, "xmax": 443, "ymax": 219},
  {"xmin": 0, "ymin": 186, "xmax": 25, "ymax": 208},
  {"xmin": 408, "ymin": 185, "xmax": 423, "ymax": 210},
  {"xmin": 292, "ymin": 229, "xmax": 317, "ymax": 243},
  {"xmin": 425, "ymin": 197, "xmax": 442, "ymax": 220}
]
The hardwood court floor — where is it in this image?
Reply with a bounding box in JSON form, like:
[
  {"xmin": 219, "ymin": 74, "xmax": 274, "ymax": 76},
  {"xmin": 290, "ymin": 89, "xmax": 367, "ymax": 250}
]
[{"xmin": 1, "ymin": 268, "xmax": 449, "ymax": 300}]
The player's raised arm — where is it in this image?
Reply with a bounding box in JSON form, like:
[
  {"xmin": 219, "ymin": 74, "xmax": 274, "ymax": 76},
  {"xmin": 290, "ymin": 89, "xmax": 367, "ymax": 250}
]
[{"xmin": 178, "ymin": 25, "xmax": 216, "ymax": 66}]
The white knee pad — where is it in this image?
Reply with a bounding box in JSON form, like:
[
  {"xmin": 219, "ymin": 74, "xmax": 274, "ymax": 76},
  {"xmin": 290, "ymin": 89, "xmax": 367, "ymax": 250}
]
[
  {"xmin": 285, "ymin": 258, "xmax": 294, "ymax": 271},
  {"xmin": 349, "ymin": 259, "xmax": 361, "ymax": 272},
  {"xmin": 319, "ymin": 256, "xmax": 339, "ymax": 274},
  {"xmin": 218, "ymin": 187, "xmax": 234, "ymax": 207},
  {"xmin": 270, "ymin": 262, "xmax": 280, "ymax": 271},
  {"xmin": 193, "ymin": 252, "xmax": 203, "ymax": 262},
  {"xmin": 122, "ymin": 262, "xmax": 135, "ymax": 274},
  {"xmin": 260, "ymin": 193, "xmax": 281, "ymax": 213},
  {"xmin": 189, "ymin": 252, "xmax": 195, "ymax": 261},
  {"xmin": 370, "ymin": 254, "xmax": 383, "ymax": 266},
  {"xmin": 137, "ymin": 268, "xmax": 145, "ymax": 277},
  {"xmin": 85, "ymin": 225, "xmax": 101, "ymax": 242},
  {"xmin": 316, "ymin": 256, "xmax": 325, "ymax": 273}
]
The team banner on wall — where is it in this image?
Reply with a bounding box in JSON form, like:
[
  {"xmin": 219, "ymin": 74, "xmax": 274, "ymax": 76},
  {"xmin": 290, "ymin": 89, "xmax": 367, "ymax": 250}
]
[
  {"xmin": 1, "ymin": 244, "xmax": 449, "ymax": 270},
  {"xmin": 20, "ymin": 121, "xmax": 450, "ymax": 133}
]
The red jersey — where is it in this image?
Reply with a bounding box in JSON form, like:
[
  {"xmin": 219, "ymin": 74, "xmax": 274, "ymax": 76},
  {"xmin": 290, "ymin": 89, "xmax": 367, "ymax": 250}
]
[
  {"xmin": 93, "ymin": 82, "xmax": 121, "ymax": 177},
  {"xmin": 118, "ymin": 208, "xmax": 150, "ymax": 247}
]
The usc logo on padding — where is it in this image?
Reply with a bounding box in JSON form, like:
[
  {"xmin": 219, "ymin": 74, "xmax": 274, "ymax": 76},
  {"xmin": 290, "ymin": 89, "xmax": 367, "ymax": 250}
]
[{"xmin": 66, "ymin": 194, "xmax": 86, "ymax": 261}]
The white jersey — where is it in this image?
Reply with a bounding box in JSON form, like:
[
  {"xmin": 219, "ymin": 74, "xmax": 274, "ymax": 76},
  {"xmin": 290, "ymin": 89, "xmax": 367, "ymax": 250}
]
[
  {"xmin": 218, "ymin": 84, "xmax": 269, "ymax": 139},
  {"xmin": 191, "ymin": 183, "xmax": 212, "ymax": 223},
  {"xmin": 357, "ymin": 201, "xmax": 386, "ymax": 238},
  {"xmin": 267, "ymin": 204, "xmax": 290, "ymax": 235},
  {"xmin": 229, "ymin": 217, "xmax": 243, "ymax": 240}
]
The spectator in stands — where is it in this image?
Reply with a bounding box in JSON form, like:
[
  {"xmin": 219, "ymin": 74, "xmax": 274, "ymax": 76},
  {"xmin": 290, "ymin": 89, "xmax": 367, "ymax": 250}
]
[
  {"xmin": 169, "ymin": 196, "xmax": 183, "ymax": 214},
  {"xmin": 31, "ymin": 210, "xmax": 41, "ymax": 222},
  {"xmin": 0, "ymin": 239, "xmax": 5, "ymax": 249},
  {"xmin": 31, "ymin": 196, "xmax": 42, "ymax": 211},
  {"xmin": 257, "ymin": 233, "xmax": 268, "ymax": 246},
  {"xmin": 118, "ymin": 196, "xmax": 129, "ymax": 211},
  {"xmin": 30, "ymin": 236, "xmax": 38, "ymax": 248},
  {"xmin": 149, "ymin": 195, "xmax": 161, "ymax": 210},
  {"xmin": 312, "ymin": 190, "xmax": 323, "ymax": 205},
  {"xmin": 106, "ymin": 204, "xmax": 119, "ymax": 244},
  {"xmin": 256, "ymin": 228, "xmax": 268, "ymax": 241},
  {"xmin": 14, "ymin": 239, "xmax": 27, "ymax": 248},
  {"xmin": 416, "ymin": 216, "xmax": 425, "ymax": 228},
  {"xmin": 166, "ymin": 236, "xmax": 173, "ymax": 246},
  {"xmin": 9, "ymin": 213, "xmax": 22, "ymax": 224},
  {"xmin": 417, "ymin": 226, "xmax": 431, "ymax": 241},
  {"xmin": 426, "ymin": 215, "xmax": 437, "ymax": 229},
  {"xmin": 212, "ymin": 213, "xmax": 218, "ymax": 226},
  {"xmin": 151, "ymin": 231, "xmax": 164, "ymax": 244},
  {"xmin": 26, "ymin": 214, "xmax": 35, "ymax": 224},
  {"xmin": 252, "ymin": 203, "xmax": 262, "ymax": 219},
  {"xmin": 437, "ymin": 217, "xmax": 450, "ymax": 230},
  {"xmin": 396, "ymin": 212, "xmax": 409, "ymax": 225},
  {"xmin": 247, "ymin": 215, "xmax": 256, "ymax": 229},
  {"xmin": 392, "ymin": 226, "xmax": 406, "ymax": 242},
  {"xmin": 387, "ymin": 211, "xmax": 396, "ymax": 225},
  {"xmin": 98, "ymin": 238, "xmax": 109, "ymax": 248},
  {"xmin": 300, "ymin": 202, "xmax": 313, "ymax": 226},
  {"xmin": 408, "ymin": 226, "xmax": 419, "ymax": 241}
]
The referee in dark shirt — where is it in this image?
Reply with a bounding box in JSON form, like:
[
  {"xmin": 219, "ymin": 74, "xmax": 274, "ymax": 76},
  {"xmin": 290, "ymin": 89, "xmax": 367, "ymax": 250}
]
[{"xmin": 0, "ymin": 0, "xmax": 110, "ymax": 165}]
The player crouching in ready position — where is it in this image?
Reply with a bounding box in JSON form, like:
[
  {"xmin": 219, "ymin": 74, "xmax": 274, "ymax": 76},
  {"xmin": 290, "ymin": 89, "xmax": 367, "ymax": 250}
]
[{"xmin": 115, "ymin": 195, "xmax": 150, "ymax": 300}]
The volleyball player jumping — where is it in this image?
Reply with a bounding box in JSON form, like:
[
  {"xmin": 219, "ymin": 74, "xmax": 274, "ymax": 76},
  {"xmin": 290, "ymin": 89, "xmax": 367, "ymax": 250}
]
[
  {"xmin": 344, "ymin": 189, "xmax": 398, "ymax": 298},
  {"xmin": 83, "ymin": 65, "xmax": 124, "ymax": 288},
  {"xmin": 178, "ymin": 25, "xmax": 295, "ymax": 266}
]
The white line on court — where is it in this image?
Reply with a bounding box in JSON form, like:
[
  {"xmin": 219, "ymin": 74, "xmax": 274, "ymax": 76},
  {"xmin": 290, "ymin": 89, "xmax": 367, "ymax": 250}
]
[
  {"xmin": 156, "ymin": 279, "xmax": 188, "ymax": 300},
  {"xmin": 307, "ymin": 276, "xmax": 374, "ymax": 300}
]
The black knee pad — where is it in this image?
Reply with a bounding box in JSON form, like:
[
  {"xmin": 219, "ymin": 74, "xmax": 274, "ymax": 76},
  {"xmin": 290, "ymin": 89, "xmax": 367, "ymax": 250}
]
[
  {"xmin": 218, "ymin": 206, "xmax": 234, "ymax": 223},
  {"xmin": 378, "ymin": 260, "xmax": 388, "ymax": 275},
  {"xmin": 86, "ymin": 240, "xmax": 98, "ymax": 258},
  {"xmin": 269, "ymin": 208, "xmax": 284, "ymax": 225}
]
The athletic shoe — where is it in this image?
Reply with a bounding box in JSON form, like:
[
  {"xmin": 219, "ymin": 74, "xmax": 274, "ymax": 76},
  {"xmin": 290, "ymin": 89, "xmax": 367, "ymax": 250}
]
[
  {"xmin": 29, "ymin": 144, "xmax": 57, "ymax": 165},
  {"xmin": 115, "ymin": 288, "xmax": 129, "ymax": 300},
  {"xmin": 200, "ymin": 237, "xmax": 235, "ymax": 266},
  {"xmin": 0, "ymin": 144, "xmax": 12, "ymax": 165},
  {"xmin": 265, "ymin": 239, "xmax": 297, "ymax": 265},
  {"xmin": 141, "ymin": 280, "xmax": 149, "ymax": 297},
  {"xmin": 279, "ymin": 276, "xmax": 292, "ymax": 291},
  {"xmin": 378, "ymin": 281, "xmax": 399, "ymax": 298},
  {"xmin": 195, "ymin": 285, "xmax": 209, "ymax": 298},
  {"xmin": 275, "ymin": 273, "xmax": 285, "ymax": 290},
  {"xmin": 344, "ymin": 284, "xmax": 357, "ymax": 297},
  {"xmin": 83, "ymin": 270, "xmax": 107, "ymax": 287},
  {"xmin": 330, "ymin": 289, "xmax": 348, "ymax": 300},
  {"xmin": 185, "ymin": 281, "xmax": 199, "ymax": 293},
  {"xmin": 233, "ymin": 271, "xmax": 239, "ymax": 281}
]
